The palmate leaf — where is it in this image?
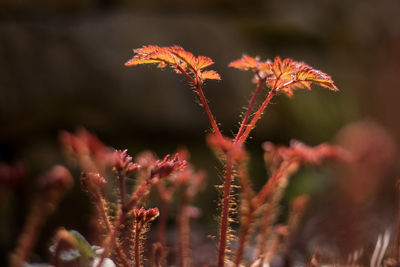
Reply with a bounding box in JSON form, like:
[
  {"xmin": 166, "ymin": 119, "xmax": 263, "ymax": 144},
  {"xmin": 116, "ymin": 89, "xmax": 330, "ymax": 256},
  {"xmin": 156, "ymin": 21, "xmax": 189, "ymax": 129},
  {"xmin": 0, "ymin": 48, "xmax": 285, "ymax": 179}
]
[
  {"xmin": 125, "ymin": 45, "xmax": 220, "ymax": 82},
  {"xmin": 229, "ymin": 55, "xmax": 339, "ymax": 97}
]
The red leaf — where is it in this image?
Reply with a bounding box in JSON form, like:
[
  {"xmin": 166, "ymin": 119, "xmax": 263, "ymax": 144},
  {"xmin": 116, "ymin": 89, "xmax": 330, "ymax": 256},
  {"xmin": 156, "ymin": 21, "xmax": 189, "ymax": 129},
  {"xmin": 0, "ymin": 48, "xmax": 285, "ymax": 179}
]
[
  {"xmin": 126, "ymin": 45, "xmax": 220, "ymax": 84},
  {"xmin": 267, "ymin": 57, "xmax": 339, "ymax": 96},
  {"xmin": 169, "ymin": 45, "xmax": 197, "ymax": 70},
  {"xmin": 196, "ymin": 56, "xmax": 214, "ymax": 70},
  {"xmin": 228, "ymin": 55, "xmax": 259, "ymax": 71},
  {"xmin": 201, "ymin": 70, "xmax": 221, "ymax": 81}
]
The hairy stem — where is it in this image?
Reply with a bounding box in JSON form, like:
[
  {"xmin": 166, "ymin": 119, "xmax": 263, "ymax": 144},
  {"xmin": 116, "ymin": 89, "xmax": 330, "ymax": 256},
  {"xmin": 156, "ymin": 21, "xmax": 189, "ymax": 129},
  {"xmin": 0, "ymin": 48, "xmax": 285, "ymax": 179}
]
[
  {"xmin": 175, "ymin": 64, "xmax": 222, "ymax": 139},
  {"xmin": 95, "ymin": 191, "xmax": 130, "ymax": 267},
  {"xmin": 238, "ymin": 74, "xmax": 283, "ymax": 144},
  {"xmin": 255, "ymin": 203, "xmax": 275, "ymax": 265},
  {"xmin": 238, "ymin": 89, "xmax": 276, "ymax": 144},
  {"xmin": 234, "ymin": 164, "xmax": 255, "ymax": 266},
  {"xmin": 254, "ymin": 161, "xmax": 299, "ymax": 263},
  {"xmin": 253, "ymin": 161, "xmax": 298, "ymax": 207},
  {"xmin": 96, "ymin": 177, "xmax": 159, "ymax": 267},
  {"xmin": 234, "ymin": 205, "xmax": 254, "ymax": 266},
  {"xmin": 118, "ymin": 170, "xmax": 126, "ymax": 210},
  {"xmin": 217, "ymin": 156, "xmax": 233, "ymax": 267},
  {"xmin": 234, "ymin": 77, "xmax": 265, "ymax": 143},
  {"xmin": 135, "ymin": 221, "xmax": 141, "ymax": 267}
]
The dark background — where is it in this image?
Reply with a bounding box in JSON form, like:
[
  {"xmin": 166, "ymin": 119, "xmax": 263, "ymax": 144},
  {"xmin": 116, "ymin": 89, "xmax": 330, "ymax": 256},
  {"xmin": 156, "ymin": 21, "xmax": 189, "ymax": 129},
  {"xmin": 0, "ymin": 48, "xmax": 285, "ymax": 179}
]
[{"xmin": 1, "ymin": 0, "xmax": 400, "ymax": 265}]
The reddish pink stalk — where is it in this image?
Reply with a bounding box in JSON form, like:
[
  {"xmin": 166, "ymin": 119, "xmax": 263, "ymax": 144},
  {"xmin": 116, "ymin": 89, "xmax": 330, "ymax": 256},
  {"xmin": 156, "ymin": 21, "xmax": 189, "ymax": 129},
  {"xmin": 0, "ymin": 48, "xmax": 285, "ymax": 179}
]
[
  {"xmin": 95, "ymin": 190, "xmax": 130, "ymax": 267},
  {"xmin": 237, "ymin": 74, "xmax": 284, "ymax": 144},
  {"xmin": 96, "ymin": 177, "xmax": 160, "ymax": 267},
  {"xmin": 238, "ymin": 89, "xmax": 276, "ymax": 144},
  {"xmin": 218, "ymin": 77, "xmax": 278, "ymax": 267},
  {"xmin": 217, "ymin": 156, "xmax": 233, "ymax": 267},
  {"xmin": 134, "ymin": 220, "xmax": 141, "ymax": 267},
  {"xmin": 253, "ymin": 161, "xmax": 296, "ymax": 207},
  {"xmin": 234, "ymin": 77, "xmax": 265, "ymax": 143},
  {"xmin": 234, "ymin": 205, "xmax": 254, "ymax": 266},
  {"xmin": 234, "ymin": 165, "xmax": 255, "ymax": 266},
  {"xmin": 175, "ymin": 64, "xmax": 222, "ymax": 139},
  {"xmin": 117, "ymin": 170, "xmax": 126, "ymax": 210}
]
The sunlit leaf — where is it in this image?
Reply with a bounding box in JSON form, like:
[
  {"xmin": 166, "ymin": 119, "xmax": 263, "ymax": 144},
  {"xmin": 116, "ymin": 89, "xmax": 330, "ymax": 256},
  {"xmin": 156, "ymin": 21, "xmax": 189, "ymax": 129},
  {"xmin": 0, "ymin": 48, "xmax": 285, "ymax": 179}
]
[
  {"xmin": 196, "ymin": 56, "xmax": 214, "ymax": 70},
  {"xmin": 201, "ymin": 70, "xmax": 221, "ymax": 81},
  {"xmin": 125, "ymin": 45, "xmax": 220, "ymax": 84},
  {"xmin": 228, "ymin": 55, "xmax": 259, "ymax": 71}
]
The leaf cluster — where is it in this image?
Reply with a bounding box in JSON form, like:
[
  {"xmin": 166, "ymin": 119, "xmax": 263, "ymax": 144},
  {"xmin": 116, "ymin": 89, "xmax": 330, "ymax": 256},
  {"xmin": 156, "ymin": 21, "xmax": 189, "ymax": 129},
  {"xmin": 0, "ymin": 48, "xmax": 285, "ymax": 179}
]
[
  {"xmin": 125, "ymin": 45, "xmax": 221, "ymax": 83},
  {"xmin": 229, "ymin": 55, "xmax": 339, "ymax": 96}
]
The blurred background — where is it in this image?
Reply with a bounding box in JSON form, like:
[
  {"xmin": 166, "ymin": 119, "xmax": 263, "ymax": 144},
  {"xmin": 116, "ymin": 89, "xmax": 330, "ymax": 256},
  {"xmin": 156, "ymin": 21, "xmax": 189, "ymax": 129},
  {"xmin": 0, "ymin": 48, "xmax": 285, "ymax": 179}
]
[{"xmin": 1, "ymin": 0, "xmax": 400, "ymax": 265}]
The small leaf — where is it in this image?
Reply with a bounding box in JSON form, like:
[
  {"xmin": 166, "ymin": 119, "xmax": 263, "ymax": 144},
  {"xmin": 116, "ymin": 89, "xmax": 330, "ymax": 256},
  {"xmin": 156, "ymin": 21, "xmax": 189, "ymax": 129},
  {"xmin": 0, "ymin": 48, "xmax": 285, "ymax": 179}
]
[
  {"xmin": 201, "ymin": 70, "xmax": 221, "ymax": 81},
  {"xmin": 125, "ymin": 46, "xmax": 178, "ymax": 68},
  {"xmin": 124, "ymin": 57, "xmax": 161, "ymax": 66},
  {"xmin": 133, "ymin": 45, "xmax": 162, "ymax": 55},
  {"xmin": 228, "ymin": 55, "xmax": 259, "ymax": 71},
  {"xmin": 169, "ymin": 45, "xmax": 197, "ymax": 70},
  {"xmin": 196, "ymin": 56, "xmax": 214, "ymax": 70}
]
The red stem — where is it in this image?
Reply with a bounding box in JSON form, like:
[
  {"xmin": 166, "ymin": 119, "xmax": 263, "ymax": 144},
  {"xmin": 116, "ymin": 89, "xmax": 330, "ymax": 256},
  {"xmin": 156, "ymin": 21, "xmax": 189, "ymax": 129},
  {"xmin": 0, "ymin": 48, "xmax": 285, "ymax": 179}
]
[
  {"xmin": 238, "ymin": 73, "xmax": 289, "ymax": 144},
  {"xmin": 253, "ymin": 161, "xmax": 295, "ymax": 207},
  {"xmin": 118, "ymin": 170, "xmax": 126, "ymax": 210},
  {"xmin": 95, "ymin": 190, "xmax": 130, "ymax": 267},
  {"xmin": 96, "ymin": 177, "xmax": 159, "ymax": 267},
  {"xmin": 234, "ymin": 206, "xmax": 254, "ymax": 266},
  {"xmin": 238, "ymin": 89, "xmax": 276, "ymax": 144},
  {"xmin": 217, "ymin": 156, "xmax": 233, "ymax": 267},
  {"xmin": 195, "ymin": 82, "xmax": 223, "ymax": 139},
  {"xmin": 175, "ymin": 64, "xmax": 222, "ymax": 139},
  {"xmin": 135, "ymin": 221, "xmax": 141, "ymax": 267},
  {"xmin": 234, "ymin": 165, "xmax": 255, "ymax": 266},
  {"xmin": 218, "ymin": 75, "xmax": 281, "ymax": 266},
  {"xmin": 234, "ymin": 77, "xmax": 265, "ymax": 143}
]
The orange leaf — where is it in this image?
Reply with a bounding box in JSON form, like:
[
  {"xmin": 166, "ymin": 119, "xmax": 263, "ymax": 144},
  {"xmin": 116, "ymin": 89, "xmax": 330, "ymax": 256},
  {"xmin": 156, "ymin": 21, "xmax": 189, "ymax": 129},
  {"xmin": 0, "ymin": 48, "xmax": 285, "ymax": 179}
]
[
  {"xmin": 267, "ymin": 57, "xmax": 339, "ymax": 96},
  {"xmin": 133, "ymin": 45, "xmax": 162, "ymax": 55},
  {"xmin": 294, "ymin": 63, "xmax": 339, "ymax": 91},
  {"xmin": 196, "ymin": 56, "xmax": 214, "ymax": 70},
  {"xmin": 228, "ymin": 55, "xmax": 259, "ymax": 71},
  {"xmin": 201, "ymin": 70, "xmax": 221, "ymax": 81},
  {"xmin": 125, "ymin": 57, "xmax": 161, "ymax": 66},
  {"xmin": 125, "ymin": 45, "xmax": 178, "ymax": 67},
  {"xmin": 126, "ymin": 45, "xmax": 220, "ymax": 84},
  {"xmin": 169, "ymin": 46, "xmax": 197, "ymax": 70}
]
